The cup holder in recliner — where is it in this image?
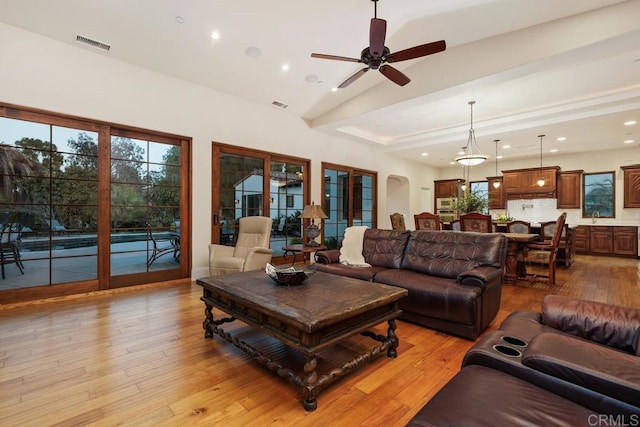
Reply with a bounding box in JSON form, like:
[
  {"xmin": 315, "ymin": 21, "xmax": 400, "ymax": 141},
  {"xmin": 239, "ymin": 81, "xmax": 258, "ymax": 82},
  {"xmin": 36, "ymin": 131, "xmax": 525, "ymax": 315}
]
[
  {"xmin": 500, "ymin": 335, "xmax": 527, "ymax": 347},
  {"xmin": 492, "ymin": 344, "xmax": 522, "ymax": 357}
]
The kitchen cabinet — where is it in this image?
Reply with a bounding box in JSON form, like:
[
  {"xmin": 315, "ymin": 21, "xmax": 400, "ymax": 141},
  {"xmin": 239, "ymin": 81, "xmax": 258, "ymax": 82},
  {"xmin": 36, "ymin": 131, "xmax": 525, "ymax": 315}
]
[
  {"xmin": 590, "ymin": 226, "xmax": 613, "ymax": 254},
  {"xmin": 502, "ymin": 166, "xmax": 559, "ymax": 199},
  {"xmin": 434, "ymin": 179, "xmax": 463, "ymax": 199},
  {"xmin": 487, "ymin": 176, "xmax": 505, "ymax": 209},
  {"xmin": 575, "ymin": 225, "xmax": 638, "ymax": 257},
  {"xmin": 613, "ymin": 227, "xmax": 638, "ymax": 256},
  {"xmin": 621, "ymin": 165, "xmax": 640, "ymax": 208},
  {"xmin": 556, "ymin": 170, "xmax": 582, "ymax": 209},
  {"xmin": 574, "ymin": 226, "xmax": 590, "ymax": 252}
]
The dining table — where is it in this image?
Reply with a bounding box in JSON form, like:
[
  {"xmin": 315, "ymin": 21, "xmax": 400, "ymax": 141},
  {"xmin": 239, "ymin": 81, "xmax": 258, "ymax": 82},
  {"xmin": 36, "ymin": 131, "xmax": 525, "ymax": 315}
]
[{"xmin": 500, "ymin": 232, "xmax": 540, "ymax": 284}]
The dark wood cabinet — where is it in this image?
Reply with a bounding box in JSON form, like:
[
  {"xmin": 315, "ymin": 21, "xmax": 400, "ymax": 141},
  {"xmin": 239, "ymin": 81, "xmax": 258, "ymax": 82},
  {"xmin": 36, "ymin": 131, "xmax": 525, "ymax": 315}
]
[
  {"xmin": 574, "ymin": 226, "xmax": 590, "ymax": 252},
  {"xmin": 613, "ymin": 227, "xmax": 638, "ymax": 256},
  {"xmin": 590, "ymin": 226, "xmax": 613, "ymax": 254},
  {"xmin": 575, "ymin": 225, "xmax": 637, "ymax": 257},
  {"xmin": 622, "ymin": 165, "xmax": 640, "ymax": 208},
  {"xmin": 434, "ymin": 179, "xmax": 462, "ymax": 199},
  {"xmin": 502, "ymin": 166, "xmax": 559, "ymax": 199},
  {"xmin": 487, "ymin": 176, "xmax": 505, "ymax": 209},
  {"xmin": 557, "ymin": 170, "xmax": 582, "ymax": 209}
]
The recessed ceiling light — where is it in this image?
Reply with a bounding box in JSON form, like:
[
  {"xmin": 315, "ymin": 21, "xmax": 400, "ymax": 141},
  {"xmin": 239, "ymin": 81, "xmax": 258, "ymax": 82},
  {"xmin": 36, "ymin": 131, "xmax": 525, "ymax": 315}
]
[
  {"xmin": 624, "ymin": 139, "xmax": 635, "ymax": 144},
  {"xmin": 550, "ymin": 149, "xmax": 558, "ymax": 153},
  {"xmin": 557, "ymin": 137, "xmax": 566, "ymax": 141},
  {"xmin": 457, "ymin": 150, "xmax": 465, "ymax": 155},
  {"xmin": 211, "ymin": 31, "xmax": 220, "ymax": 40},
  {"xmin": 175, "ymin": 16, "xmax": 184, "ymax": 24},
  {"xmin": 449, "ymin": 161, "xmax": 456, "ymax": 165},
  {"xmin": 331, "ymin": 87, "xmax": 338, "ymax": 92},
  {"xmin": 497, "ymin": 155, "xmax": 503, "ymax": 159},
  {"xmin": 421, "ymin": 152, "xmax": 428, "ymax": 157},
  {"xmin": 624, "ymin": 120, "xmax": 637, "ymax": 126},
  {"xmin": 281, "ymin": 64, "xmax": 289, "ymax": 72},
  {"xmin": 244, "ymin": 46, "xmax": 261, "ymax": 58},
  {"xmin": 502, "ymin": 144, "xmax": 510, "ymax": 149}
]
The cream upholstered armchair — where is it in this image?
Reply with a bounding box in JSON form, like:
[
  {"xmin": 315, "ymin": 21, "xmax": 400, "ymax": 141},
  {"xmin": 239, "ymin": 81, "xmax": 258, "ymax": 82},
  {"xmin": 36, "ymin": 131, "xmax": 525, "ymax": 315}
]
[{"xmin": 209, "ymin": 216, "xmax": 273, "ymax": 276}]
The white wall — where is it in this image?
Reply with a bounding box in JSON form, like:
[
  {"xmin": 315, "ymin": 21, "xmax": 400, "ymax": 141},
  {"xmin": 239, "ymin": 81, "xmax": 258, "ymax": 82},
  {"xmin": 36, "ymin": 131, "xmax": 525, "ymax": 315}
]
[{"xmin": 0, "ymin": 23, "xmax": 437, "ymax": 277}]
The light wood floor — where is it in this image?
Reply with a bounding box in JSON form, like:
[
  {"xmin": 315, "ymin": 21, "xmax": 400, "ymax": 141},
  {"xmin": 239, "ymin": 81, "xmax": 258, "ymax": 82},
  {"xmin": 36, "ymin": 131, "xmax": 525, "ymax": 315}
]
[{"xmin": 1, "ymin": 255, "xmax": 638, "ymax": 426}]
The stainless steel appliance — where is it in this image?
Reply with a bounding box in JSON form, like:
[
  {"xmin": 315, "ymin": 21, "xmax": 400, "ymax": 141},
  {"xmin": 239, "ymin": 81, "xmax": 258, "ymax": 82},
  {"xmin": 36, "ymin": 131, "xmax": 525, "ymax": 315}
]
[{"xmin": 436, "ymin": 197, "xmax": 458, "ymax": 223}]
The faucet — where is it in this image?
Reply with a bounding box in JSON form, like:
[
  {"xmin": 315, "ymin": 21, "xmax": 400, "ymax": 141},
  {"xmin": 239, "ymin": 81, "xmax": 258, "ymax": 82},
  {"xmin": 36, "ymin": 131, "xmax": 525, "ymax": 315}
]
[{"xmin": 591, "ymin": 210, "xmax": 599, "ymax": 224}]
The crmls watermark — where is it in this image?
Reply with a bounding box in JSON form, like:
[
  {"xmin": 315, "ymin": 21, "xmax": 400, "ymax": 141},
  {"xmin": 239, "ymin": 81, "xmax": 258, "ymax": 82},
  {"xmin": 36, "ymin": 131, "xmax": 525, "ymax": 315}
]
[{"xmin": 588, "ymin": 414, "xmax": 640, "ymax": 426}]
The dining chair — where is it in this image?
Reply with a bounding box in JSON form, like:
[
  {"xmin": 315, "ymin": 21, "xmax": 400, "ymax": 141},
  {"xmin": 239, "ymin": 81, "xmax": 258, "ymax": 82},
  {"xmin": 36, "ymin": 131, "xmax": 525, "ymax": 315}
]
[
  {"xmin": 390, "ymin": 213, "xmax": 406, "ymax": 231},
  {"xmin": 414, "ymin": 212, "xmax": 441, "ymax": 231},
  {"xmin": 540, "ymin": 219, "xmax": 572, "ymax": 267},
  {"xmin": 506, "ymin": 220, "xmax": 532, "ymax": 234},
  {"xmin": 524, "ymin": 212, "xmax": 567, "ymax": 286},
  {"xmin": 459, "ymin": 212, "xmax": 493, "ymax": 233},
  {"xmin": 450, "ymin": 219, "xmax": 461, "ymax": 231}
]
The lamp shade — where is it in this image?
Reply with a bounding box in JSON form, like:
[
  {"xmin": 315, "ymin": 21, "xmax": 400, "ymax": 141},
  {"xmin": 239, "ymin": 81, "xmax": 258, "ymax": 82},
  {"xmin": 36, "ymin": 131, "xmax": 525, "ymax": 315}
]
[
  {"xmin": 301, "ymin": 202, "xmax": 328, "ymax": 219},
  {"xmin": 454, "ymin": 101, "xmax": 487, "ymax": 166}
]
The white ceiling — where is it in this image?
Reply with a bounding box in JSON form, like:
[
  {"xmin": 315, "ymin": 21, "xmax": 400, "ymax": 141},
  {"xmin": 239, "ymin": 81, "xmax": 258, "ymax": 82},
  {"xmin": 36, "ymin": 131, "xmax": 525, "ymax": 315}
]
[{"xmin": 1, "ymin": 0, "xmax": 639, "ymax": 168}]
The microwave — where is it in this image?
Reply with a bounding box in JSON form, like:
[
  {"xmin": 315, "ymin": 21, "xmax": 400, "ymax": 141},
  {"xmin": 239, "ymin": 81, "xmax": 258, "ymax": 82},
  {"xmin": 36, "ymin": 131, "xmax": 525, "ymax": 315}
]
[{"xmin": 437, "ymin": 197, "xmax": 457, "ymax": 210}]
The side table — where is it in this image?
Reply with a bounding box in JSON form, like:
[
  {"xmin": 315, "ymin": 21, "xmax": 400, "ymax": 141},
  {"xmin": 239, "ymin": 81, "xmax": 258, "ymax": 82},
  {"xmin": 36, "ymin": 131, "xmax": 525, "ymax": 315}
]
[{"xmin": 282, "ymin": 244, "xmax": 327, "ymax": 265}]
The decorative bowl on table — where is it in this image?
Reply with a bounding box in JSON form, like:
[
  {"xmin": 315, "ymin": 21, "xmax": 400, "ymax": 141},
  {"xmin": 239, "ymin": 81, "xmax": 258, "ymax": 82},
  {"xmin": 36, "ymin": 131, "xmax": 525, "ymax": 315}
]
[{"xmin": 265, "ymin": 263, "xmax": 309, "ymax": 286}]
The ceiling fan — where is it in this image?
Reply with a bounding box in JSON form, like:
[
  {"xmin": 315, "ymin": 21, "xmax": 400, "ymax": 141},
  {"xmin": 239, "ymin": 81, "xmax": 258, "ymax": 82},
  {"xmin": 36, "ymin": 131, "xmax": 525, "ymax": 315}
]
[{"xmin": 311, "ymin": 0, "xmax": 446, "ymax": 88}]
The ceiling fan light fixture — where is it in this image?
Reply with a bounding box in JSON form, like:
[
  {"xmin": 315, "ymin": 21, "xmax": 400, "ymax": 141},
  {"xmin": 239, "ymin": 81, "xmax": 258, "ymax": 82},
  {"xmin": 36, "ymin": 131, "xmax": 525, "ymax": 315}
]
[{"xmin": 455, "ymin": 101, "xmax": 487, "ymax": 166}]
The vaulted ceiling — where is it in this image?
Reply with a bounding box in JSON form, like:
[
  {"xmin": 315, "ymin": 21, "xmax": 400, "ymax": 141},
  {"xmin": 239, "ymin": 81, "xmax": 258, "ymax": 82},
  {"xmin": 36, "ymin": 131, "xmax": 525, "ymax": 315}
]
[{"xmin": 1, "ymin": 0, "xmax": 639, "ymax": 167}]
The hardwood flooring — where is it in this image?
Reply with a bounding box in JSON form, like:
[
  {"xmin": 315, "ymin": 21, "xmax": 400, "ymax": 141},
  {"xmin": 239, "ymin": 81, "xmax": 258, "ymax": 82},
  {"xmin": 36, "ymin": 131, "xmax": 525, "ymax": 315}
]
[{"xmin": 0, "ymin": 255, "xmax": 638, "ymax": 426}]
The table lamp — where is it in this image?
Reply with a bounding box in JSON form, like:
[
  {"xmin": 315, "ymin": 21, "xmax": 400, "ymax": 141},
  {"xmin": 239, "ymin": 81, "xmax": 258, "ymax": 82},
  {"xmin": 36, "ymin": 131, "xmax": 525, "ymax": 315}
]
[{"xmin": 301, "ymin": 201, "xmax": 328, "ymax": 246}]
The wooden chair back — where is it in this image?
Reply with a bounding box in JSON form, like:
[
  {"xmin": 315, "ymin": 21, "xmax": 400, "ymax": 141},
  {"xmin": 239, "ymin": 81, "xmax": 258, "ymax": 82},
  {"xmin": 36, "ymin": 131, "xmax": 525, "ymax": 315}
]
[
  {"xmin": 506, "ymin": 220, "xmax": 532, "ymax": 234},
  {"xmin": 459, "ymin": 212, "xmax": 493, "ymax": 233},
  {"xmin": 389, "ymin": 213, "xmax": 406, "ymax": 231},
  {"xmin": 414, "ymin": 212, "xmax": 441, "ymax": 231}
]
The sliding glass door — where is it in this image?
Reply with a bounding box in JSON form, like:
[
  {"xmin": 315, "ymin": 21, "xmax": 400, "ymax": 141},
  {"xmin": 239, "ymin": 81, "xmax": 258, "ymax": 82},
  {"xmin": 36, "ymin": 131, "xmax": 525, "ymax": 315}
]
[{"xmin": 322, "ymin": 162, "xmax": 377, "ymax": 248}]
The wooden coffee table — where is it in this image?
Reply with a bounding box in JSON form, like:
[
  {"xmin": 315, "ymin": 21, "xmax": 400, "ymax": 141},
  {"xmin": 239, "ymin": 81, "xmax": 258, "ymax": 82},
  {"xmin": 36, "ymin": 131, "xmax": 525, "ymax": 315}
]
[{"xmin": 196, "ymin": 270, "xmax": 408, "ymax": 411}]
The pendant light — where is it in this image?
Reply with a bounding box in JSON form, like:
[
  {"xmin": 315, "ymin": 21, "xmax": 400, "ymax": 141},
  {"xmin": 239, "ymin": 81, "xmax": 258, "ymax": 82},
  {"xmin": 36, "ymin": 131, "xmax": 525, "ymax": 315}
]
[
  {"xmin": 537, "ymin": 134, "xmax": 546, "ymax": 187},
  {"xmin": 455, "ymin": 101, "xmax": 488, "ymax": 166},
  {"xmin": 493, "ymin": 139, "xmax": 501, "ymax": 189}
]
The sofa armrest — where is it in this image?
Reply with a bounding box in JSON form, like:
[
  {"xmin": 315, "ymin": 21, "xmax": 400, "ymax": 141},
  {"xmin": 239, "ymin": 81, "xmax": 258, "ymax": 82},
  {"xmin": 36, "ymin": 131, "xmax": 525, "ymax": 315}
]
[
  {"xmin": 457, "ymin": 266, "xmax": 503, "ymax": 289},
  {"xmin": 314, "ymin": 249, "xmax": 340, "ymax": 264},
  {"xmin": 523, "ymin": 332, "xmax": 640, "ymax": 407},
  {"xmin": 542, "ymin": 295, "xmax": 640, "ymax": 353}
]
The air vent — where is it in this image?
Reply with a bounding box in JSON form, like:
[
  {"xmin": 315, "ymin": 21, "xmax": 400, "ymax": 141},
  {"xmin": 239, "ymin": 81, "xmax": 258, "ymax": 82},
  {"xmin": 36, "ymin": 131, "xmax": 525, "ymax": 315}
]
[
  {"xmin": 75, "ymin": 35, "xmax": 111, "ymax": 52},
  {"xmin": 271, "ymin": 101, "xmax": 288, "ymax": 109}
]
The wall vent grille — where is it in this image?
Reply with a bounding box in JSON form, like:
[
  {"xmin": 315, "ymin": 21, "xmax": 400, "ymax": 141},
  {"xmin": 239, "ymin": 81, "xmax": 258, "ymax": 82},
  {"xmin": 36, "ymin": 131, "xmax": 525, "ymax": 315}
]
[
  {"xmin": 76, "ymin": 35, "xmax": 111, "ymax": 51},
  {"xmin": 271, "ymin": 101, "xmax": 288, "ymax": 109}
]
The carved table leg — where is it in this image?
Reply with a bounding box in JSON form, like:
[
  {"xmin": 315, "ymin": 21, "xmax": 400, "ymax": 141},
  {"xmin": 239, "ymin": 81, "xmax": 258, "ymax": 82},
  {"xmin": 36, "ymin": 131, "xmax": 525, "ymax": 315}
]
[
  {"xmin": 387, "ymin": 318, "xmax": 399, "ymax": 358},
  {"xmin": 203, "ymin": 302, "xmax": 213, "ymax": 338},
  {"xmin": 504, "ymin": 240, "xmax": 517, "ymax": 284},
  {"xmin": 302, "ymin": 355, "xmax": 319, "ymax": 411}
]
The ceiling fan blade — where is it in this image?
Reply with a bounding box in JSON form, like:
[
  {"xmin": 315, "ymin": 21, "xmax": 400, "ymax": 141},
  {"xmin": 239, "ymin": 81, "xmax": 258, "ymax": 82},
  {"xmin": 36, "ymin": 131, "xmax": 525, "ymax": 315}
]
[
  {"xmin": 338, "ymin": 67, "xmax": 369, "ymax": 88},
  {"xmin": 369, "ymin": 18, "xmax": 387, "ymax": 57},
  {"xmin": 311, "ymin": 53, "xmax": 361, "ymax": 63},
  {"xmin": 379, "ymin": 65, "xmax": 410, "ymax": 86},
  {"xmin": 385, "ymin": 40, "xmax": 446, "ymax": 63}
]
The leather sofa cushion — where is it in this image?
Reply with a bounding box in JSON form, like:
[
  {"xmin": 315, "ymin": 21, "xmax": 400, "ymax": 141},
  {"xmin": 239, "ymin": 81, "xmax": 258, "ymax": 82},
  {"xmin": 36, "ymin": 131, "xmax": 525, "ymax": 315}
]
[
  {"xmin": 401, "ymin": 230, "xmax": 507, "ymax": 278},
  {"xmin": 523, "ymin": 332, "xmax": 640, "ymax": 408},
  {"xmin": 407, "ymin": 365, "xmax": 598, "ymax": 426},
  {"xmin": 311, "ymin": 263, "xmax": 387, "ymax": 282},
  {"xmin": 542, "ymin": 295, "xmax": 640, "ymax": 354},
  {"xmin": 362, "ymin": 229, "xmax": 411, "ymax": 269},
  {"xmin": 375, "ymin": 269, "xmax": 481, "ymax": 325}
]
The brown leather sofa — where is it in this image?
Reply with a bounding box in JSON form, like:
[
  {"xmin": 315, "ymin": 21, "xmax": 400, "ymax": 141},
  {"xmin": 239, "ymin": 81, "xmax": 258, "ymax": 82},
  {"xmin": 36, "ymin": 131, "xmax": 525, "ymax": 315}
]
[
  {"xmin": 408, "ymin": 295, "xmax": 640, "ymax": 425},
  {"xmin": 312, "ymin": 229, "xmax": 508, "ymax": 340}
]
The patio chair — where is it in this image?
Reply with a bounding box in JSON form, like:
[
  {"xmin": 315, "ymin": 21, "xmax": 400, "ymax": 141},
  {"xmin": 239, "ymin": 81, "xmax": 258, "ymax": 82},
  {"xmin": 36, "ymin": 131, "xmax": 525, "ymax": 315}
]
[
  {"xmin": 209, "ymin": 216, "xmax": 273, "ymax": 276},
  {"xmin": 1, "ymin": 214, "xmax": 25, "ymax": 279},
  {"xmin": 146, "ymin": 224, "xmax": 179, "ymax": 267}
]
